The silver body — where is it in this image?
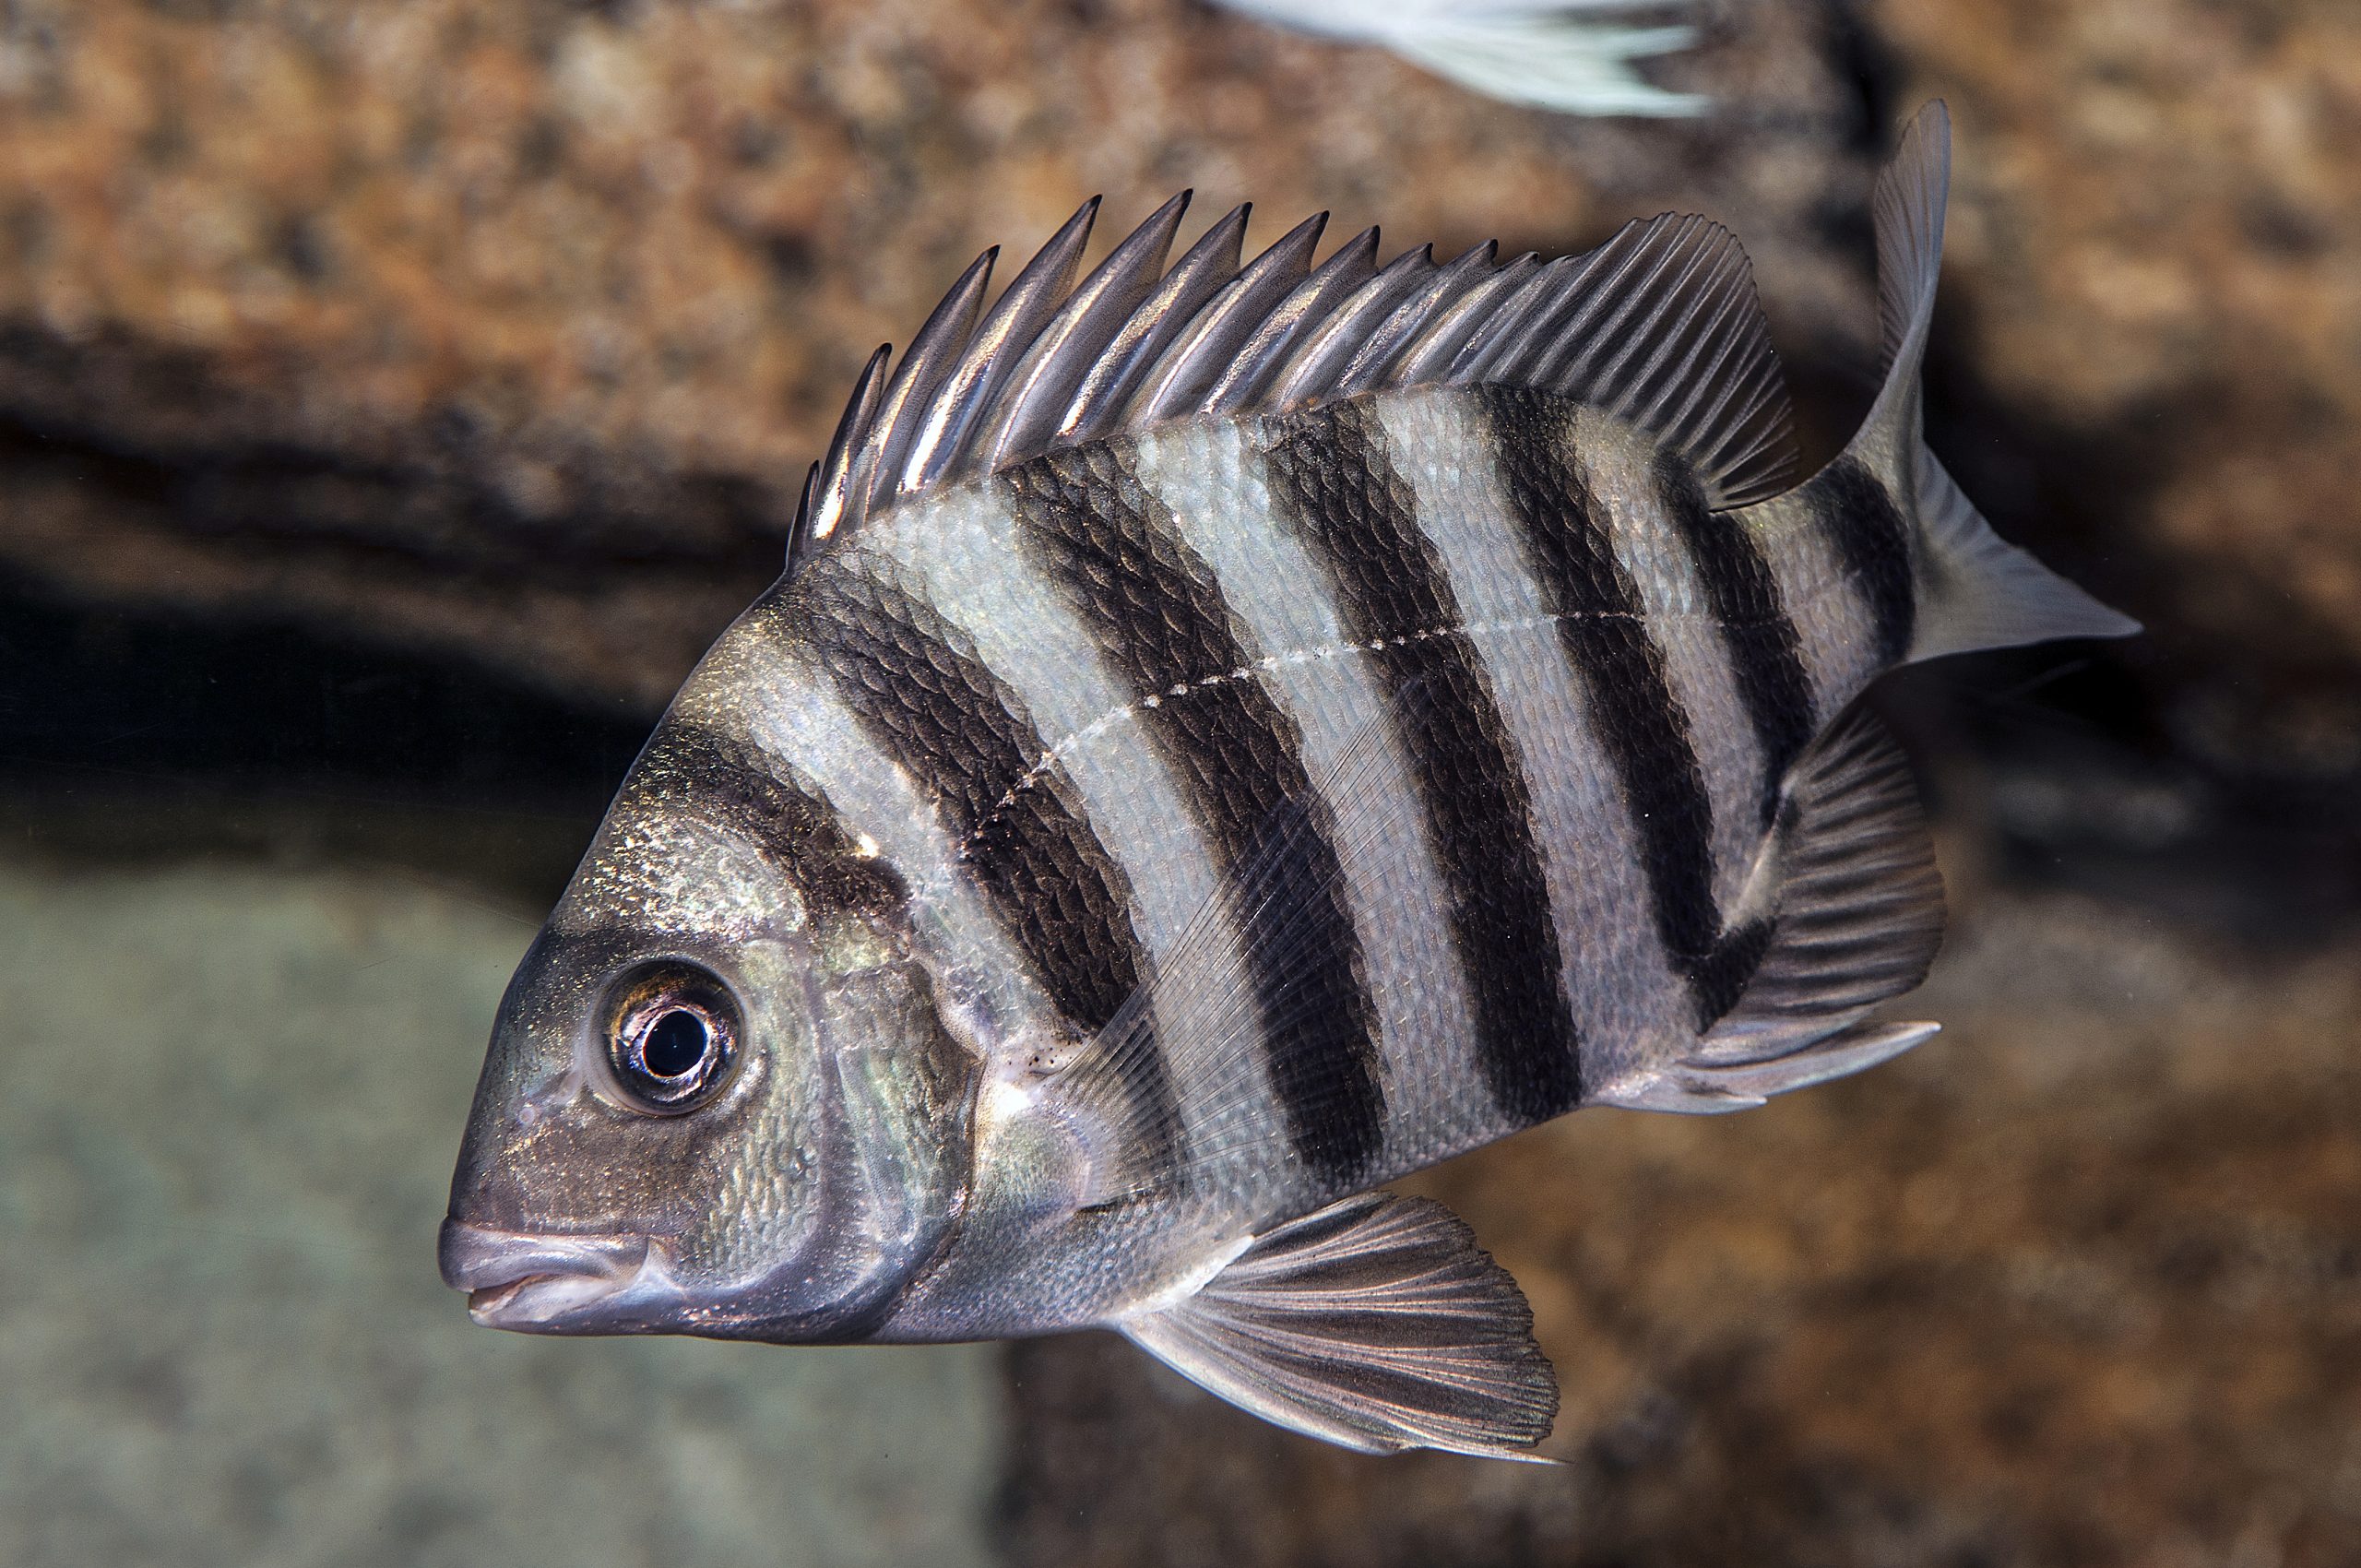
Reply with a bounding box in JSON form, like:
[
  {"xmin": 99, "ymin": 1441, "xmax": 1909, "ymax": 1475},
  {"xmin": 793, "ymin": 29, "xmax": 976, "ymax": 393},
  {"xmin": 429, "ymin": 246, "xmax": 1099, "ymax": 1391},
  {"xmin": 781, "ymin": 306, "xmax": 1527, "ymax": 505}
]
[
  {"xmin": 704, "ymin": 393, "xmax": 1875, "ymax": 1338},
  {"xmin": 440, "ymin": 107, "xmax": 2136, "ymax": 1455}
]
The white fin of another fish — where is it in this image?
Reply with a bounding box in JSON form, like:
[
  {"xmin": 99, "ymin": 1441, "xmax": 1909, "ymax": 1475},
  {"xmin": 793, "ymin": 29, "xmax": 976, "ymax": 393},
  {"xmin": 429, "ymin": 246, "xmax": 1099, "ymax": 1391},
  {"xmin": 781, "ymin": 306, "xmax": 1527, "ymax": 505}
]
[
  {"xmin": 1216, "ymin": 0, "xmax": 1703, "ymax": 117},
  {"xmin": 1596, "ymin": 705, "xmax": 1946, "ymax": 1113},
  {"xmin": 1845, "ymin": 102, "xmax": 2143, "ymax": 659},
  {"xmin": 1118, "ymin": 1192, "xmax": 1559, "ymax": 1459}
]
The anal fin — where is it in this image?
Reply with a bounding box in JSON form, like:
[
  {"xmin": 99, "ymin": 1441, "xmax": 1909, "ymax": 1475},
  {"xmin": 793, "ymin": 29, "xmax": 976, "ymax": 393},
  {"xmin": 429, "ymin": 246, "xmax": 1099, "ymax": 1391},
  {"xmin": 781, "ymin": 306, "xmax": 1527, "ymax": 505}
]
[
  {"xmin": 1118, "ymin": 1193, "xmax": 1558, "ymax": 1460},
  {"xmin": 1602, "ymin": 706, "xmax": 1946, "ymax": 1114}
]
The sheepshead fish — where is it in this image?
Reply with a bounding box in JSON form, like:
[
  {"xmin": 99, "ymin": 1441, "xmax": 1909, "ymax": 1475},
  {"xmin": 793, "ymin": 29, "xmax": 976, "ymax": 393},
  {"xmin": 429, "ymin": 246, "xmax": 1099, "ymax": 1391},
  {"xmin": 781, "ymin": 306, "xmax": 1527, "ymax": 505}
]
[{"xmin": 439, "ymin": 105, "xmax": 2134, "ymax": 1458}]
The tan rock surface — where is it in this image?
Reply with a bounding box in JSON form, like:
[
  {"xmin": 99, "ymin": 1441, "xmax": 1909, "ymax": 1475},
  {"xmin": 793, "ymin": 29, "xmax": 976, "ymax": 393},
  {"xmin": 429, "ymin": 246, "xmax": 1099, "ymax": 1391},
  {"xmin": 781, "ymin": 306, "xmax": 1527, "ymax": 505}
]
[
  {"xmin": 11, "ymin": 2, "xmax": 2356, "ymax": 745},
  {"xmin": 0, "ymin": 0, "xmax": 1864, "ymax": 707},
  {"xmin": 1869, "ymin": 0, "xmax": 2361, "ymax": 766},
  {"xmin": 1002, "ymin": 864, "xmax": 2361, "ymax": 1566}
]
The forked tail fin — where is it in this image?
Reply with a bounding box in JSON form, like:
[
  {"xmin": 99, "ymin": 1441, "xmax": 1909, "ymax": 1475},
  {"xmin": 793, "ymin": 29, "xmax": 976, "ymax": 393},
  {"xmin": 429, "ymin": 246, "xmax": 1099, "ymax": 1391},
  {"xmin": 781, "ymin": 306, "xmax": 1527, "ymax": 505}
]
[{"xmin": 1850, "ymin": 102, "xmax": 2141, "ymax": 660}]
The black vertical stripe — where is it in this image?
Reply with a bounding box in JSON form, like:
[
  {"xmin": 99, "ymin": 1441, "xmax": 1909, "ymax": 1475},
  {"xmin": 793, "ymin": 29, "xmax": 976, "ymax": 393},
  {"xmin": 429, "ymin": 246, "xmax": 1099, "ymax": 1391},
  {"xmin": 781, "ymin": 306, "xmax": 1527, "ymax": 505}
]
[
  {"xmin": 1654, "ymin": 448, "xmax": 1818, "ymax": 826},
  {"xmin": 1811, "ymin": 455, "xmax": 1917, "ymax": 668},
  {"xmin": 1002, "ymin": 440, "xmax": 1388, "ymax": 1185},
  {"xmin": 1684, "ymin": 916, "xmax": 1773, "ymax": 1026},
  {"xmin": 622, "ymin": 719, "xmax": 909, "ymax": 921},
  {"xmin": 1482, "ymin": 387, "xmax": 1759, "ymax": 1025},
  {"xmin": 1262, "ymin": 402, "xmax": 1585, "ymax": 1126},
  {"xmin": 793, "ymin": 560, "xmax": 1180, "ymax": 1166}
]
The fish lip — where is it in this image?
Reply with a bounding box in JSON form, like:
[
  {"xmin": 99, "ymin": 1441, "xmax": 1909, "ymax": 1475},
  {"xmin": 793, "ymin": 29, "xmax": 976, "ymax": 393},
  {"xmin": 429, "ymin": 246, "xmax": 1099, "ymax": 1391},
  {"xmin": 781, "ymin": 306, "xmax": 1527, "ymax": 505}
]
[{"xmin": 438, "ymin": 1218, "xmax": 652, "ymax": 1329}]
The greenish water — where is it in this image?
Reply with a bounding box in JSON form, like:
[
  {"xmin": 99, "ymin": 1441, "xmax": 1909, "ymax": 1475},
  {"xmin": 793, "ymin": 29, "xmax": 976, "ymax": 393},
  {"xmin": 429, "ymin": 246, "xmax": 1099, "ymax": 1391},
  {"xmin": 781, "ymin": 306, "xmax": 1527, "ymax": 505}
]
[{"xmin": 0, "ymin": 860, "xmax": 1001, "ymax": 1568}]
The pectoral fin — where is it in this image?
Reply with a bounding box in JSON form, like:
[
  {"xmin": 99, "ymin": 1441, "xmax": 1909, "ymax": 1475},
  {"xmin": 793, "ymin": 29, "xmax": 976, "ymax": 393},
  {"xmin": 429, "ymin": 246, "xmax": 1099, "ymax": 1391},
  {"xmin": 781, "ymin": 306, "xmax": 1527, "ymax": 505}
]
[{"xmin": 1117, "ymin": 1193, "xmax": 1558, "ymax": 1460}]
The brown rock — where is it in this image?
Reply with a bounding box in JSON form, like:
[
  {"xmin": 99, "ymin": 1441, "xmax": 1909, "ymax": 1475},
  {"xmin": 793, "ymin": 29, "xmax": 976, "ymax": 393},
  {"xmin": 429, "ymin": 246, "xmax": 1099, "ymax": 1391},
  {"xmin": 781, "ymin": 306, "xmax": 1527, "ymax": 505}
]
[
  {"xmin": 1000, "ymin": 865, "xmax": 2361, "ymax": 1567},
  {"xmin": 0, "ymin": 0, "xmax": 1866, "ymax": 707},
  {"xmin": 1869, "ymin": 0, "xmax": 2361, "ymax": 770},
  {"xmin": 14, "ymin": 2, "xmax": 2356, "ymax": 755}
]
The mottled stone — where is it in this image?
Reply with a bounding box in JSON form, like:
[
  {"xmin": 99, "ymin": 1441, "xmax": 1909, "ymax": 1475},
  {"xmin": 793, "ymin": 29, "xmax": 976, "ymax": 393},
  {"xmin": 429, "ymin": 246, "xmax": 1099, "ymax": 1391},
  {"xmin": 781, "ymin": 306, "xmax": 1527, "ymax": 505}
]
[
  {"xmin": 1001, "ymin": 865, "xmax": 2361, "ymax": 1567},
  {"xmin": 0, "ymin": 0, "xmax": 1863, "ymax": 707},
  {"xmin": 0, "ymin": 856, "xmax": 1003, "ymax": 1568}
]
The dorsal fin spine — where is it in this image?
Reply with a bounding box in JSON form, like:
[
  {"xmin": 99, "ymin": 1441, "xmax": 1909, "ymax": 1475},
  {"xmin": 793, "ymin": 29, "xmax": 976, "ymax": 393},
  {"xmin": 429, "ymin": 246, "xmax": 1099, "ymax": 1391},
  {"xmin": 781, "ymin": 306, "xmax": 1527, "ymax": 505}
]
[
  {"xmin": 787, "ymin": 459, "xmax": 820, "ymax": 570},
  {"xmin": 1266, "ymin": 244, "xmax": 1438, "ymax": 410},
  {"xmin": 899, "ymin": 199, "xmax": 1099, "ymax": 495},
  {"xmin": 1060, "ymin": 203, "xmax": 1250, "ymax": 444},
  {"xmin": 1333, "ymin": 241, "xmax": 1494, "ymax": 398},
  {"xmin": 1201, "ymin": 225, "xmax": 1381, "ymax": 415},
  {"xmin": 854, "ymin": 247, "xmax": 995, "ymax": 525},
  {"xmin": 793, "ymin": 180, "xmax": 1805, "ymax": 562},
  {"xmin": 1128, "ymin": 210, "xmax": 1329, "ymax": 425},
  {"xmin": 808, "ymin": 343, "xmax": 891, "ymax": 549},
  {"xmin": 974, "ymin": 191, "xmax": 1192, "ymax": 473}
]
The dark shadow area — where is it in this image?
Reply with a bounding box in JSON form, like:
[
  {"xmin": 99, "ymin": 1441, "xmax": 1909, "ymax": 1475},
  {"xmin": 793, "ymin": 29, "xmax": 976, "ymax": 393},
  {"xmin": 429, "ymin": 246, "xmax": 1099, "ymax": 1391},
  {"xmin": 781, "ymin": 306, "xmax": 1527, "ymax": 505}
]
[
  {"xmin": 0, "ymin": 322, "xmax": 793, "ymax": 580},
  {"xmin": 1870, "ymin": 289, "xmax": 2361, "ymax": 948},
  {"xmin": 0, "ymin": 578, "xmax": 649, "ymax": 911},
  {"xmin": 0, "ymin": 323, "xmax": 795, "ymax": 714},
  {"xmin": 1880, "ymin": 652, "xmax": 2361, "ymax": 948}
]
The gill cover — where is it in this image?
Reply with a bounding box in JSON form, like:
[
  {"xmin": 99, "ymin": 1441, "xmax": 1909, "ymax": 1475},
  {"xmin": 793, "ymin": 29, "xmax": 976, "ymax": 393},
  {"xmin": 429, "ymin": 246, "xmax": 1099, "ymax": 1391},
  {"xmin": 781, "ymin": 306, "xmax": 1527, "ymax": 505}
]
[{"xmin": 443, "ymin": 741, "xmax": 979, "ymax": 1344}]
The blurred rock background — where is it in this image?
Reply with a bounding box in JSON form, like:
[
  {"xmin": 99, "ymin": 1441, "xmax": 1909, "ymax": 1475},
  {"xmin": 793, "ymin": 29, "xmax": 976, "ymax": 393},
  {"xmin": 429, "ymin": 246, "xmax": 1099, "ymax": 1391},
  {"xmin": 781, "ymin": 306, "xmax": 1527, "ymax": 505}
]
[
  {"xmin": 3, "ymin": 0, "xmax": 2356, "ymax": 1564},
  {"xmin": 0, "ymin": 854, "xmax": 1004, "ymax": 1568},
  {"xmin": 1004, "ymin": 869, "xmax": 2361, "ymax": 1565}
]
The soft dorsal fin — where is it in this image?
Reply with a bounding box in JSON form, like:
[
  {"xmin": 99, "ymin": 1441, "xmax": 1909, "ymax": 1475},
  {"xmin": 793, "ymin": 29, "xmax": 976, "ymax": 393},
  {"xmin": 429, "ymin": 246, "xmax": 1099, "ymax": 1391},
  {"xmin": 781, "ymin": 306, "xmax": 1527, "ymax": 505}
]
[
  {"xmin": 1453, "ymin": 210, "xmax": 1796, "ymax": 505},
  {"xmin": 790, "ymin": 190, "xmax": 1800, "ymax": 565}
]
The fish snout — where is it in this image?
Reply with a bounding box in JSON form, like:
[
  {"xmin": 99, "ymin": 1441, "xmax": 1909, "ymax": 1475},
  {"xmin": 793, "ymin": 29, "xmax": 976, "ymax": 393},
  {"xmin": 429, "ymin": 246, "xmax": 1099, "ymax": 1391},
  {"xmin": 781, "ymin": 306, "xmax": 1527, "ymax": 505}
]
[{"xmin": 437, "ymin": 1218, "xmax": 653, "ymax": 1330}]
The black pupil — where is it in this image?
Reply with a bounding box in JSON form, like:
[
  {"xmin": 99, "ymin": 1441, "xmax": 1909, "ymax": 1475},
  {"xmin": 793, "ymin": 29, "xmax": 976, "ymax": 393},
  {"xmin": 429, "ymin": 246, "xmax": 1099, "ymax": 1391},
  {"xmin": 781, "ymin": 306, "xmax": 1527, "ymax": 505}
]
[{"xmin": 641, "ymin": 1009, "xmax": 710, "ymax": 1078}]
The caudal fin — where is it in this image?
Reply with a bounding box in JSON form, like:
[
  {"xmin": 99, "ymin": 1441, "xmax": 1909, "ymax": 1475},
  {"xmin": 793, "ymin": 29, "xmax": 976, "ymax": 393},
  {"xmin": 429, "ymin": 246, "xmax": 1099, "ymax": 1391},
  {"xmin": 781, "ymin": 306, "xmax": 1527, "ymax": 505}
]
[
  {"xmin": 1911, "ymin": 446, "xmax": 2141, "ymax": 658},
  {"xmin": 1852, "ymin": 102, "xmax": 2141, "ymax": 660}
]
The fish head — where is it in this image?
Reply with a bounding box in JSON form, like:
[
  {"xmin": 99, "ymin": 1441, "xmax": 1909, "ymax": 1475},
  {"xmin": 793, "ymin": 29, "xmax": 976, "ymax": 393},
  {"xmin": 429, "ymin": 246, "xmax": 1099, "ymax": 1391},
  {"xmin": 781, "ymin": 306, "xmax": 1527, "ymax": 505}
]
[{"xmin": 440, "ymin": 726, "xmax": 980, "ymax": 1344}]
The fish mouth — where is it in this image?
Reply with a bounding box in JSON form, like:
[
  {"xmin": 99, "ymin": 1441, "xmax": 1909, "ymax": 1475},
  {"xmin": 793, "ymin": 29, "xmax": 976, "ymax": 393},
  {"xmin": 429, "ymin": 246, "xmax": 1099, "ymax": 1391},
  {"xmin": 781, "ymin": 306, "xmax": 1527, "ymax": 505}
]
[{"xmin": 438, "ymin": 1218, "xmax": 656, "ymax": 1331}]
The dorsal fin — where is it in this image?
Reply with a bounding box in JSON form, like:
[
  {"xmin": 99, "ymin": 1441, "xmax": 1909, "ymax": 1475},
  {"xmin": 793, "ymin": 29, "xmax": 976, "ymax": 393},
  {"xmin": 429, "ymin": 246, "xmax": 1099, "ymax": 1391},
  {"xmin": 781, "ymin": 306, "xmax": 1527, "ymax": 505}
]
[
  {"xmin": 790, "ymin": 193, "xmax": 1799, "ymax": 568},
  {"xmin": 1475, "ymin": 212, "xmax": 1797, "ymax": 505}
]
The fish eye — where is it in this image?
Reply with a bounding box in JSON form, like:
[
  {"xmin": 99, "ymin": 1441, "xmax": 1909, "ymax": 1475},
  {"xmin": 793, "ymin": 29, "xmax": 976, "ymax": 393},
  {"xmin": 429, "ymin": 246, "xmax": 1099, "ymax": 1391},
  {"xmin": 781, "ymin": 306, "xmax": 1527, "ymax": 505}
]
[{"xmin": 599, "ymin": 961, "xmax": 743, "ymax": 1115}]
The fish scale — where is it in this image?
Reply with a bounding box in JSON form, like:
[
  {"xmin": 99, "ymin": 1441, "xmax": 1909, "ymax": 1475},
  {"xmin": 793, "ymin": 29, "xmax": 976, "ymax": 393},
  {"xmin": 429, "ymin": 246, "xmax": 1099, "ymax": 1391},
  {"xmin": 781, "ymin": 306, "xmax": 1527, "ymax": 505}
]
[
  {"xmin": 1812, "ymin": 455, "xmax": 1921, "ymax": 666},
  {"xmin": 1006, "ymin": 442, "xmax": 1390, "ymax": 1188},
  {"xmin": 1259, "ymin": 400, "xmax": 1584, "ymax": 1129},
  {"xmin": 441, "ymin": 105, "xmax": 2140, "ymax": 1459},
  {"xmin": 1482, "ymin": 387, "xmax": 1747, "ymax": 1011},
  {"xmin": 1128, "ymin": 413, "xmax": 1490, "ymax": 1198},
  {"xmin": 1655, "ymin": 446, "xmax": 1820, "ymax": 829},
  {"xmin": 794, "ymin": 560, "xmax": 1180, "ymax": 1163}
]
